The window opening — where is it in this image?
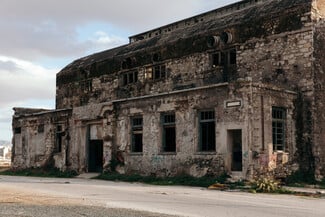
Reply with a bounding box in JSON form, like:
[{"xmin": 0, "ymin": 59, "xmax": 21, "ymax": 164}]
[
  {"xmin": 80, "ymin": 79, "xmax": 92, "ymax": 92},
  {"xmin": 199, "ymin": 110, "xmax": 216, "ymax": 151},
  {"xmin": 131, "ymin": 117, "xmax": 143, "ymax": 152},
  {"xmin": 38, "ymin": 124, "xmax": 44, "ymax": 133},
  {"xmin": 212, "ymin": 50, "xmax": 236, "ymax": 67},
  {"xmin": 272, "ymin": 107, "xmax": 286, "ymax": 151},
  {"xmin": 14, "ymin": 127, "xmax": 21, "ymax": 134},
  {"xmin": 162, "ymin": 113, "xmax": 176, "ymax": 152},
  {"xmin": 229, "ymin": 49, "xmax": 236, "ymax": 65},
  {"xmin": 122, "ymin": 71, "xmax": 138, "ymax": 86},
  {"xmin": 152, "ymin": 65, "xmax": 166, "ymax": 80},
  {"xmin": 55, "ymin": 125, "xmax": 63, "ymax": 153}
]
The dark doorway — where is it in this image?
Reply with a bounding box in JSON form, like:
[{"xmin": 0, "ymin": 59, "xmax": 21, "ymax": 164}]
[
  {"xmin": 228, "ymin": 130, "xmax": 242, "ymax": 171},
  {"xmin": 88, "ymin": 140, "xmax": 103, "ymax": 172}
]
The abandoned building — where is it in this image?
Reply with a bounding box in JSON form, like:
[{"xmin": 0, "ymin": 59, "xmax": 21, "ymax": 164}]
[{"xmin": 11, "ymin": 0, "xmax": 325, "ymax": 180}]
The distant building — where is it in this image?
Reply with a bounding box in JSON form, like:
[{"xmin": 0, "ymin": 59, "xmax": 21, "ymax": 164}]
[
  {"xmin": 11, "ymin": 0, "xmax": 325, "ymax": 180},
  {"xmin": 0, "ymin": 146, "xmax": 12, "ymax": 167}
]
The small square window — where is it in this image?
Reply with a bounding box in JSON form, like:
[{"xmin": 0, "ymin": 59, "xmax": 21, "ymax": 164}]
[{"xmin": 14, "ymin": 127, "xmax": 21, "ymax": 134}]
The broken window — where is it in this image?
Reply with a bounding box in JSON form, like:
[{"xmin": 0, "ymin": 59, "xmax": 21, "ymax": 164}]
[
  {"xmin": 80, "ymin": 79, "xmax": 92, "ymax": 92},
  {"xmin": 122, "ymin": 71, "xmax": 138, "ymax": 86},
  {"xmin": 162, "ymin": 113, "xmax": 176, "ymax": 152},
  {"xmin": 199, "ymin": 110, "xmax": 216, "ymax": 152},
  {"xmin": 272, "ymin": 107, "xmax": 286, "ymax": 151},
  {"xmin": 55, "ymin": 125, "xmax": 63, "ymax": 153},
  {"xmin": 131, "ymin": 116, "xmax": 143, "ymax": 153}
]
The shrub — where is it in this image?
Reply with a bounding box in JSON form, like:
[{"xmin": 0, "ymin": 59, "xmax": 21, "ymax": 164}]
[{"xmin": 253, "ymin": 177, "xmax": 279, "ymax": 193}]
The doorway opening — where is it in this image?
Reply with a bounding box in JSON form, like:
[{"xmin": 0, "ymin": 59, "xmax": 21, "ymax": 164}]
[
  {"xmin": 88, "ymin": 140, "xmax": 103, "ymax": 172},
  {"xmin": 228, "ymin": 130, "xmax": 242, "ymax": 171}
]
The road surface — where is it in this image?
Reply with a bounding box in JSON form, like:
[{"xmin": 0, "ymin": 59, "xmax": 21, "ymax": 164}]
[{"xmin": 0, "ymin": 175, "xmax": 324, "ymax": 217}]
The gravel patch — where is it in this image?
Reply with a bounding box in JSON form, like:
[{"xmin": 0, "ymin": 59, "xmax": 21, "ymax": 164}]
[{"xmin": 0, "ymin": 203, "xmax": 181, "ymax": 217}]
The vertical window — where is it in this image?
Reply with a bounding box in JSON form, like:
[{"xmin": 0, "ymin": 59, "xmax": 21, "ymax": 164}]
[
  {"xmin": 152, "ymin": 65, "xmax": 166, "ymax": 80},
  {"xmin": 199, "ymin": 110, "xmax": 216, "ymax": 151},
  {"xmin": 229, "ymin": 49, "xmax": 236, "ymax": 65},
  {"xmin": 55, "ymin": 125, "xmax": 63, "ymax": 153},
  {"xmin": 38, "ymin": 124, "xmax": 44, "ymax": 133},
  {"xmin": 272, "ymin": 107, "xmax": 286, "ymax": 151},
  {"xmin": 211, "ymin": 49, "xmax": 236, "ymax": 67},
  {"xmin": 80, "ymin": 79, "xmax": 92, "ymax": 92},
  {"xmin": 122, "ymin": 71, "xmax": 138, "ymax": 86},
  {"xmin": 131, "ymin": 117, "xmax": 143, "ymax": 153},
  {"xmin": 162, "ymin": 113, "xmax": 176, "ymax": 152}
]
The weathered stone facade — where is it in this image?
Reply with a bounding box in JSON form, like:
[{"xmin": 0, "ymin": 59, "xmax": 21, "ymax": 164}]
[{"xmin": 12, "ymin": 0, "xmax": 325, "ymax": 179}]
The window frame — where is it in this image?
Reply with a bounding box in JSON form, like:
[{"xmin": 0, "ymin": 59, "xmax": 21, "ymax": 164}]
[
  {"xmin": 55, "ymin": 125, "xmax": 63, "ymax": 153},
  {"xmin": 151, "ymin": 64, "xmax": 167, "ymax": 80},
  {"xmin": 272, "ymin": 107, "xmax": 286, "ymax": 151},
  {"xmin": 122, "ymin": 70, "xmax": 139, "ymax": 86},
  {"xmin": 198, "ymin": 110, "xmax": 216, "ymax": 152},
  {"xmin": 211, "ymin": 49, "xmax": 236, "ymax": 67},
  {"xmin": 80, "ymin": 79, "xmax": 92, "ymax": 92},
  {"xmin": 131, "ymin": 116, "xmax": 143, "ymax": 153},
  {"xmin": 161, "ymin": 112, "xmax": 176, "ymax": 153}
]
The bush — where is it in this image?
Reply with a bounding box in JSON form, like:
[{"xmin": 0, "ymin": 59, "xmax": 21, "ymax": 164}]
[{"xmin": 253, "ymin": 177, "xmax": 280, "ymax": 193}]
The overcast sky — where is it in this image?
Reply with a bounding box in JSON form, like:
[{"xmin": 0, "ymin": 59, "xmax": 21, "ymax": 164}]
[{"xmin": 0, "ymin": 0, "xmax": 240, "ymax": 141}]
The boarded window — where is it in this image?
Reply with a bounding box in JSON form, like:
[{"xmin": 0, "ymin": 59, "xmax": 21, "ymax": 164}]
[
  {"xmin": 272, "ymin": 107, "xmax": 286, "ymax": 151},
  {"xmin": 162, "ymin": 113, "xmax": 176, "ymax": 152},
  {"xmin": 131, "ymin": 117, "xmax": 143, "ymax": 153},
  {"xmin": 199, "ymin": 110, "xmax": 216, "ymax": 151}
]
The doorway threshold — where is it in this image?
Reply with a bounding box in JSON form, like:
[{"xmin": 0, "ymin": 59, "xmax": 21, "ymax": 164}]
[{"xmin": 77, "ymin": 173, "xmax": 100, "ymax": 179}]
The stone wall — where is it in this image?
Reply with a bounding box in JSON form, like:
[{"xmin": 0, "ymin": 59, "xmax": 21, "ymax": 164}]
[
  {"xmin": 108, "ymin": 82, "xmax": 296, "ymax": 177},
  {"xmin": 12, "ymin": 109, "xmax": 72, "ymax": 170},
  {"xmin": 313, "ymin": 19, "xmax": 325, "ymax": 179}
]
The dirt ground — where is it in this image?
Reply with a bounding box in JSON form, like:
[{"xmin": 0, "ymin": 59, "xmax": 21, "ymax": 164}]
[{"xmin": 0, "ymin": 185, "xmax": 178, "ymax": 217}]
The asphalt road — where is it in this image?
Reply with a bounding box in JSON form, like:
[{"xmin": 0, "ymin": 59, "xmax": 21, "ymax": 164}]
[{"xmin": 0, "ymin": 175, "xmax": 324, "ymax": 217}]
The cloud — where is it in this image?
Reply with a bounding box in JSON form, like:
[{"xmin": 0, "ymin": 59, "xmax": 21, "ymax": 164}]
[
  {"xmin": 0, "ymin": 0, "xmax": 239, "ymax": 61},
  {"xmin": 0, "ymin": 56, "xmax": 56, "ymax": 107}
]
